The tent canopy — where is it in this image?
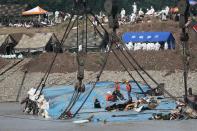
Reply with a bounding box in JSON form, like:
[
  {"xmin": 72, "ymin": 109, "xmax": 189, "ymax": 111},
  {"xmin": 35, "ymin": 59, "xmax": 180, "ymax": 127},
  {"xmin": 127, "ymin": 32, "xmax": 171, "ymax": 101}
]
[
  {"xmin": 122, "ymin": 32, "xmax": 176, "ymax": 49},
  {"xmin": 0, "ymin": 34, "xmax": 16, "ymax": 54},
  {"xmin": 22, "ymin": 6, "xmax": 48, "ymax": 15},
  {"xmin": 0, "ymin": 35, "xmax": 15, "ymax": 47},
  {"xmin": 0, "ymin": 35, "xmax": 9, "ymax": 47},
  {"xmin": 122, "ymin": 32, "xmax": 175, "ymax": 43},
  {"xmin": 15, "ymin": 33, "xmax": 53, "ymax": 50}
]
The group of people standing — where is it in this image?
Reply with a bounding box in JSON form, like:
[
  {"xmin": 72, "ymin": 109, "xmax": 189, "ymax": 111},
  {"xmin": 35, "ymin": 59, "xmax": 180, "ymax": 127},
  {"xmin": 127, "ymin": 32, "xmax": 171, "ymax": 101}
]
[{"xmin": 106, "ymin": 80, "xmax": 132, "ymax": 102}]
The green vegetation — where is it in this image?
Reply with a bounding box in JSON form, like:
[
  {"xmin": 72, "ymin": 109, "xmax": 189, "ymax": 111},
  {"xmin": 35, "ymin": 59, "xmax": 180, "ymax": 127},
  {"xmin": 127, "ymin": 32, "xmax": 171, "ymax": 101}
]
[{"xmin": 0, "ymin": 0, "xmax": 178, "ymax": 12}]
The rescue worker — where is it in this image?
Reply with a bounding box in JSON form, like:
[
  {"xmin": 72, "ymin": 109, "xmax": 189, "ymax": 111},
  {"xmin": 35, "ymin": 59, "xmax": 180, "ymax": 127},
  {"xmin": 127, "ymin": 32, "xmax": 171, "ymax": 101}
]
[
  {"xmin": 113, "ymin": 81, "xmax": 124, "ymax": 100},
  {"xmin": 106, "ymin": 91, "xmax": 115, "ymax": 102},
  {"xmin": 114, "ymin": 80, "xmax": 120, "ymax": 91},
  {"xmin": 94, "ymin": 97, "xmax": 101, "ymax": 108},
  {"xmin": 125, "ymin": 81, "xmax": 132, "ymax": 100}
]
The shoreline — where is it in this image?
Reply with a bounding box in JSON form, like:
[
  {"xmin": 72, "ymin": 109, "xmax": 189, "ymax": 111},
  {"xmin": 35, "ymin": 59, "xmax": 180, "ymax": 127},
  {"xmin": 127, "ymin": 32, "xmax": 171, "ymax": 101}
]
[{"xmin": 0, "ymin": 70, "xmax": 197, "ymax": 102}]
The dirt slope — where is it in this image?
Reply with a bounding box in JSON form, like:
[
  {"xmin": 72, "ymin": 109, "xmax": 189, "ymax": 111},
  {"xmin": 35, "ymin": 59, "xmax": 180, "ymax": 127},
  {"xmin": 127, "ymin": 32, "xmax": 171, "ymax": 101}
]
[{"xmin": 0, "ymin": 20, "xmax": 197, "ymax": 73}]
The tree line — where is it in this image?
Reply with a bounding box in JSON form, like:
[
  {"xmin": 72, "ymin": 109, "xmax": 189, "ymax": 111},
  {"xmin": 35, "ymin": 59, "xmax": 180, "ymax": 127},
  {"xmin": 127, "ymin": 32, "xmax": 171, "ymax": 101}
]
[{"xmin": 0, "ymin": 0, "xmax": 178, "ymax": 13}]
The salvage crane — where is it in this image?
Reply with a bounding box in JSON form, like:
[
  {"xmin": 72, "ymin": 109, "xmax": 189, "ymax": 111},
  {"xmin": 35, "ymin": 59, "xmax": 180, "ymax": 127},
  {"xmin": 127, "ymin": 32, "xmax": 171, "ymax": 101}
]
[
  {"xmin": 58, "ymin": 0, "xmax": 179, "ymax": 119},
  {"xmin": 21, "ymin": 0, "xmax": 196, "ymax": 119}
]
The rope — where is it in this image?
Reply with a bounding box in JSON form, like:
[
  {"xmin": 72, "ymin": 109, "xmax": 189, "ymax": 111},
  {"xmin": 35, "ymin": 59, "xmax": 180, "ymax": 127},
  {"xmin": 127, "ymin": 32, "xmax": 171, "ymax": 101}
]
[
  {"xmin": 113, "ymin": 42, "xmax": 152, "ymax": 89},
  {"xmin": 60, "ymin": 14, "xmax": 74, "ymax": 45},
  {"xmin": 89, "ymin": 11, "xmax": 108, "ymax": 33},
  {"xmin": 87, "ymin": 17, "xmax": 104, "ymax": 38},
  {"xmin": 0, "ymin": 60, "xmax": 25, "ymax": 83},
  {"xmin": 85, "ymin": 13, "xmax": 88, "ymax": 52},
  {"xmin": 115, "ymin": 35, "xmax": 160, "ymax": 86},
  {"xmin": 59, "ymin": 10, "xmax": 98, "ymax": 118},
  {"xmin": 35, "ymin": 14, "xmax": 78, "ymax": 97},
  {"xmin": 111, "ymin": 48, "xmax": 146, "ymax": 96},
  {"xmin": 65, "ymin": 91, "xmax": 79, "ymax": 111},
  {"xmin": 114, "ymin": 35, "xmax": 178, "ymax": 101},
  {"xmin": 59, "ymin": 73, "xmax": 97, "ymax": 119},
  {"xmin": 16, "ymin": 70, "xmax": 28, "ymax": 101},
  {"xmin": 36, "ymin": 53, "xmax": 58, "ymax": 99},
  {"xmin": 72, "ymin": 38, "xmax": 113, "ymax": 117},
  {"xmin": 59, "ymin": 91, "xmax": 79, "ymax": 119},
  {"xmin": 0, "ymin": 60, "xmax": 23, "ymax": 76},
  {"xmin": 59, "ymin": 13, "xmax": 88, "ymax": 119},
  {"xmin": 87, "ymin": 13, "xmax": 177, "ymax": 100},
  {"xmin": 67, "ymin": 92, "xmax": 81, "ymax": 112},
  {"xmin": 87, "ymin": 20, "xmax": 146, "ymax": 95}
]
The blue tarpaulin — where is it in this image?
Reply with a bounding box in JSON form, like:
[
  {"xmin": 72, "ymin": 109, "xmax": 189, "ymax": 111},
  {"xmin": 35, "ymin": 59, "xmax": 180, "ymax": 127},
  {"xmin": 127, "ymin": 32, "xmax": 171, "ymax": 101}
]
[
  {"xmin": 41, "ymin": 81, "xmax": 177, "ymax": 122},
  {"xmin": 122, "ymin": 32, "xmax": 176, "ymax": 49}
]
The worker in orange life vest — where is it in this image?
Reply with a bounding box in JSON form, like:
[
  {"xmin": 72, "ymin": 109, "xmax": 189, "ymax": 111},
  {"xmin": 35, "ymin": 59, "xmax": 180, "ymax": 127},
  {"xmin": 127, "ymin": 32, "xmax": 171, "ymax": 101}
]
[
  {"xmin": 113, "ymin": 81, "xmax": 124, "ymax": 100},
  {"xmin": 114, "ymin": 80, "xmax": 120, "ymax": 91},
  {"xmin": 105, "ymin": 91, "xmax": 115, "ymax": 102},
  {"xmin": 125, "ymin": 81, "xmax": 132, "ymax": 100}
]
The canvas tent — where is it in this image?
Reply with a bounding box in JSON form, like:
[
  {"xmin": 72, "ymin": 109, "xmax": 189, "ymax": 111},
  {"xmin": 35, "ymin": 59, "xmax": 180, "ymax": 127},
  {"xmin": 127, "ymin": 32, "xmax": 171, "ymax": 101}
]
[
  {"xmin": 122, "ymin": 32, "xmax": 176, "ymax": 49},
  {"xmin": 0, "ymin": 34, "xmax": 16, "ymax": 55},
  {"xmin": 22, "ymin": 6, "xmax": 48, "ymax": 16},
  {"xmin": 14, "ymin": 33, "xmax": 61, "ymax": 54},
  {"xmin": 63, "ymin": 31, "xmax": 103, "ymax": 52}
]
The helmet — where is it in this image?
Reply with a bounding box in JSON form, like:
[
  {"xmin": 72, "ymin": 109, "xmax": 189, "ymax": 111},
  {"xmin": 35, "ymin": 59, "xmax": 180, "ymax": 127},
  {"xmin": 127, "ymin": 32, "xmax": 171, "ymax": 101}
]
[
  {"xmin": 115, "ymin": 80, "xmax": 119, "ymax": 83},
  {"xmin": 107, "ymin": 91, "xmax": 112, "ymax": 95}
]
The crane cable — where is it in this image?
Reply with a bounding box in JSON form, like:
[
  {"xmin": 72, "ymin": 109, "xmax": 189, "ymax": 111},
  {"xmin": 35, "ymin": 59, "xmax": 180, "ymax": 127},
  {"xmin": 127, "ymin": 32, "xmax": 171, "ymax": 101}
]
[
  {"xmin": 59, "ymin": 12, "xmax": 89, "ymax": 119},
  {"xmin": 88, "ymin": 14, "xmax": 178, "ymax": 101},
  {"xmin": 115, "ymin": 35, "xmax": 160, "ymax": 86},
  {"xmin": 72, "ymin": 35, "xmax": 112, "ymax": 118},
  {"xmin": 34, "ymin": 14, "xmax": 77, "ymax": 98},
  {"xmin": 59, "ymin": 73, "xmax": 98, "ymax": 119},
  {"xmin": 67, "ymin": 14, "xmax": 88, "ymax": 113},
  {"xmin": 113, "ymin": 42, "xmax": 152, "ymax": 89},
  {"xmin": 63, "ymin": 16, "xmax": 112, "ymax": 118},
  {"xmin": 88, "ymin": 17, "xmax": 146, "ymax": 95},
  {"xmin": 112, "ymin": 48, "xmax": 146, "ymax": 96},
  {"xmin": 114, "ymin": 35, "xmax": 179, "ymax": 101}
]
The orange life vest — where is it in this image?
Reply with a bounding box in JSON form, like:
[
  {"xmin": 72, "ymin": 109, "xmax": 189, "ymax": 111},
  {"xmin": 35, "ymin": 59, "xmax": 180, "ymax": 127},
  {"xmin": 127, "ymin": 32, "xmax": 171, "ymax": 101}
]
[
  {"xmin": 114, "ymin": 84, "xmax": 120, "ymax": 91},
  {"xmin": 126, "ymin": 84, "xmax": 131, "ymax": 92},
  {"xmin": 106, "ymin": 94, "xmax": 114, "ymax": 101}
]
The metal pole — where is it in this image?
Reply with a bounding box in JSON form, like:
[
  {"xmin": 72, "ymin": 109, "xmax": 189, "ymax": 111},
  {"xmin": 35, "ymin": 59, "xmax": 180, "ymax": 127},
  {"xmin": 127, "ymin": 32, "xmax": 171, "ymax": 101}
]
[{"xmin": 182, "ymin": 28, "xmax": 188, "ymax": 102}]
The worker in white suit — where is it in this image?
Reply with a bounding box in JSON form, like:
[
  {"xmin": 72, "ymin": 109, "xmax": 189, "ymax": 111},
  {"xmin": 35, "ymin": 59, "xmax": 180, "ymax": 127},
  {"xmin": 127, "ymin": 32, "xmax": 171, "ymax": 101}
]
[
  {"xmin": 164, "ymin": 42, "xmax": 168, "ymax": 50},
  {"xmin": 120, "ymin": 8, "xmax": 126, "ymax": 21}
]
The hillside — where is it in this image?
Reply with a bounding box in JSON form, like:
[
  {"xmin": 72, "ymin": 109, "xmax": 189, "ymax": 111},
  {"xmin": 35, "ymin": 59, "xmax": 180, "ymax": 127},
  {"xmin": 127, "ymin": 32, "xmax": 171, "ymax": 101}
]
[
  {"xmin": 0, "ymin": 0, "xmax": 178, "ymax": 12},
  {"xmin": 1, "ymin": 19, "xmax": 197, "ymax": 102},
  {"xmin": 1, "ymin": 19, "xmax": 197, "ymax": 73}
]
